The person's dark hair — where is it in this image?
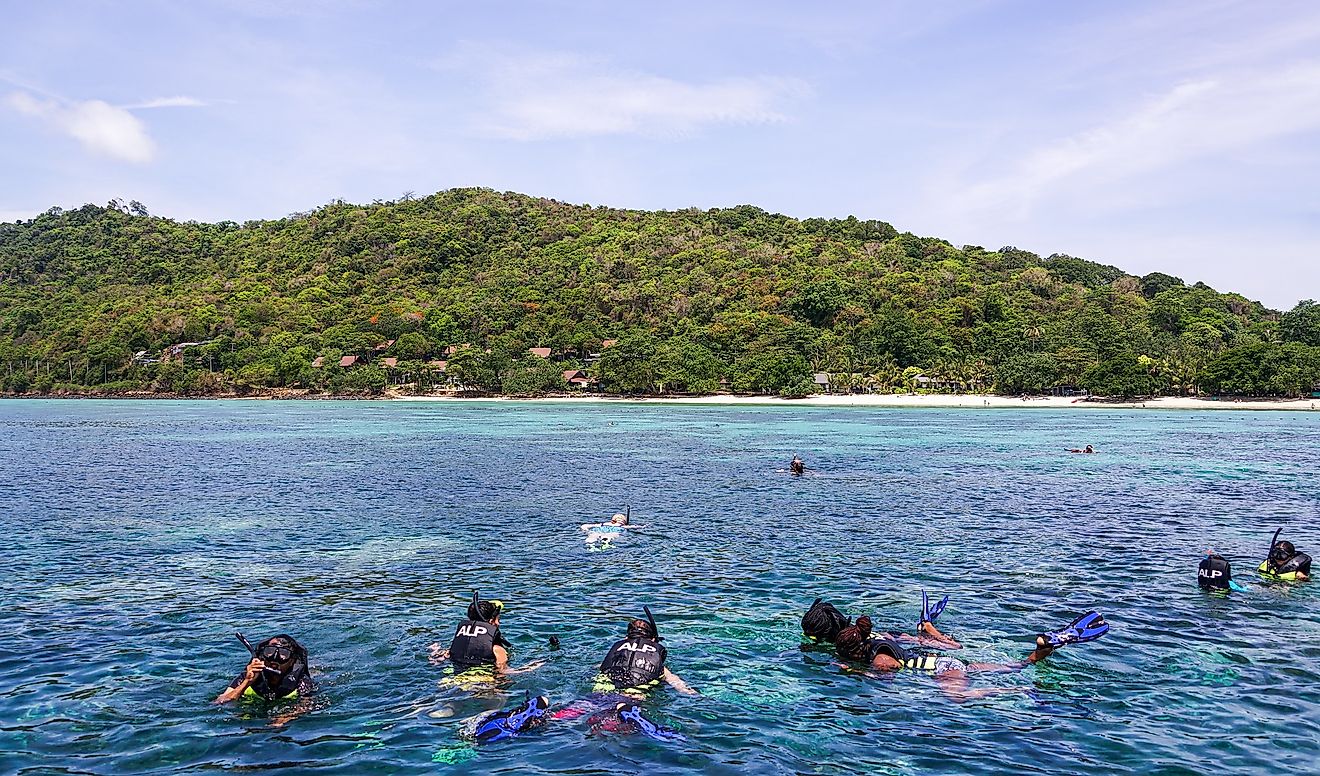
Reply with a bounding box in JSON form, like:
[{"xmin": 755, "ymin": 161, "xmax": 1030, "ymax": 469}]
[
  {"xmin": 468, "ymin": 599, "xmax": 501, "ymax": 622},
  {"xmin": 1274, "ymin": 540, "xmax": 1297, "ymax": 558},
  {"xmin": 255, "ymin": 634, "xmax": 307, "ymax": 667},
  {"xmin": 834, "ymin": 615, "xmax": 873, "ymax": 661},
  {"xmin": 802, "ymin": 599, "xmax": 851, "ymax": 642},
  {"xmin": 626, "ymin": 618, "xmax": 655, "ymax": 640}
]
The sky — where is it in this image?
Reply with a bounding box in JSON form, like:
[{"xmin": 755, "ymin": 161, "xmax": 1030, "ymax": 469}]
[{"xmin": 2, "ymin": 0, "xmax": 1318, "ymax": 310}]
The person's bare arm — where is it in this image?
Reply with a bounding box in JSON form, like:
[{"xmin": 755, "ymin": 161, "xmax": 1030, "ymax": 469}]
[
  {"xmin": 214, "ymin": 658, "xmax": 264, "ymax": 704},
  {"xmin": 662, "ymin": 667, "xmax": 698, "ymax": 696},
  {"xmin": 503, "ymin": 659, "xmax": 546, "ymax": 675}
]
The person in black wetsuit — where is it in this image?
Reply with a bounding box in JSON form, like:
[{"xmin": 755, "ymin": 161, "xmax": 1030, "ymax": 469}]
[
  {"xmin": 429, "ymin": 594, "xmax": 544, "ymax": 677},
  {"xmin": 790, "ymin": 455, "xmax": 805, "ymax": 475},
  {"xmin": 215, "ymin": 634, "xmax": 314, "ymax": 704}
]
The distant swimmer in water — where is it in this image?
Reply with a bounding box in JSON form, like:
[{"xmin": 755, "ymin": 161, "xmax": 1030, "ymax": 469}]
[
  {"xmin": 833, "ymin": 594, "xmax": 1109, "ymax": 702},
  {"xmin": 1067, "ymin": 445, "xmax": 1095, "ymax": 454},
  {"xmin": 790, "ymin": 455, "xmax": 805, "ymax": 475},
  {"xmin": 1260, "ymin": 528, "xmax": 1312, "ymax": 582},
  {"xmin": 582, "ymin": 508, "xmax": 634, "ymax": 549},
  {"xmin": 429, "ymin": 593, "xmax": 545, "ymax": 685},
  {"xmin": 1198, "ymin": 550, "xmax": 1247, "ymax": 592}
]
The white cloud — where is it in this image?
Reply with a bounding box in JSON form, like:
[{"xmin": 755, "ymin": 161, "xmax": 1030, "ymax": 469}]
[
  {"xmin": 7, "ymin": 91, "xmax": 157, "ymax": 163},
  {"xmin": 127, "ymin": 96, "xmax": 207, "ymax": 109},
  {"xmin": 442, "ymin": 46, "xmax": 804, "ymax": 140},
  {"xmin": 950, "ymin": 61, "xmax": 1320, "ymax": 220}
]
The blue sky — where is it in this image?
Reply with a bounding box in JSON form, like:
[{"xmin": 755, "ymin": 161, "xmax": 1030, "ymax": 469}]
[{"xmin": 3, "ymin": 0, "xmax": 1318, "ymax": 309}]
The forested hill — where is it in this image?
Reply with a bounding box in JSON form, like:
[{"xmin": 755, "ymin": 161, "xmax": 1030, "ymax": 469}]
[{"xmin": 1, "ymin": 188, "xmax": 1318, "ymax": 398}]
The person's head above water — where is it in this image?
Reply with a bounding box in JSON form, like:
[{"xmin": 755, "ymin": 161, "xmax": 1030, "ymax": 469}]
[
  {"xmin": 1271, "ymin": 540, "xmax": 1297, "ymax": 563},
  {"xmin": 625, "ymin": 606, "xmax": 662, "ymax": 641},
  {"xmin": 802, "ymin": 598, "xmax": 851, "ymax": 642},
  {"xmin": 253, "ymin": 634, "xmax": 306, "ymax": 673},
  {"xmin": 610, "ymin": 513, "xmax": 629, "ymax": 526},
  {"xmin": 467, "ymin": 595, "xmax": 504, "ymax": 623},
  {"xmin": 1084, "ymin": 445, "xmax": 1094, "ymax": 453}
]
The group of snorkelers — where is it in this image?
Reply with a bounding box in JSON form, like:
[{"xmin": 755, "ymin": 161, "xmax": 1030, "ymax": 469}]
[
  {"xmin": 217, "ymin": 594, "xmax": 696, "ymax": 741},
  {"xmin": 801, "ymin": 593, "xmax": 1109, "ymax": 702},
  {"xmin": 217, "ymin": 588, "xmax": 1119, "ymax": 742},
  {"xmin": 1198, "ymin": 527, "xmax": 1312, "ymax": 592}
]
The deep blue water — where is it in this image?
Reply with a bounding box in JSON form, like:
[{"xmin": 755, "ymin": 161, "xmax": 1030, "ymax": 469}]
[{"xmin": 1, "ymin": 399, "xmax": 1318, "ymax": 775}]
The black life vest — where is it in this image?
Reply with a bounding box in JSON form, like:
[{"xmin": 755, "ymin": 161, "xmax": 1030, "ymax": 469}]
[
  {"xmin": 449, "ymin": 619, "xmax": 509, "ymax": 670},
  {"xmin": 599, "ymin": 636, "xmax": 667, "ymax": 689},
  {"xmin": 865, "ymin": 636, "xmax": 912, "ymax": 664},
  {"xmin": 1267, "ymin": 552, "xmax": 1312, "ymax": 577},
  {"xmin": 1198, "ymin": 554, "xmax": 1233, "ymax": 590},
  {"xmin": 233, "ymin": 657, "xmax": 311, "ymax": 701}
]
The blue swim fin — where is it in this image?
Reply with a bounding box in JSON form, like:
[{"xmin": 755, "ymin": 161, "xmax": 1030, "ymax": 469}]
[
  {"xmin": 920, "ymin": 590, "xmax": 949, "ymax": 625},
  {"xmin": 617, "ymin": 703, "xmax": 686, "ymax": 742},
  {"xmin": 1037, "ymin": 611, "xmax": 1109, "ymax": 648},
  {"xmin": 474, "ymin": 695, "xmax": 550, "ymax": 743}
]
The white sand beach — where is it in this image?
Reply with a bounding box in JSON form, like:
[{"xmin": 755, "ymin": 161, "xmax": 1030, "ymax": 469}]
[{"xmin": 391, "ymin": 392, "xmax": 1320, "ymax": 411}]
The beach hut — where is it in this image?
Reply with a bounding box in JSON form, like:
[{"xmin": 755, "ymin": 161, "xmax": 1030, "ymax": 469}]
[
  {"xmin": 339, "ymin": 355, "xmax": 359, "ymax": 368},
  {"xmin": 528, "ymin": 347, "xmax": 552, "ymax": 359}
]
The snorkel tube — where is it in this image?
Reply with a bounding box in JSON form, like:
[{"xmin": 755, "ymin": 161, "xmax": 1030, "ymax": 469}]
[
  {"xmin": 471, "ymin": 591, "xmax": 486, "ymax": 623},
  {"xmin": 643, "ymin": 605, "xmax": 661, "ymax": 641},
  {"xmin": 236, "ymin": 632, "xmax": 256, "ymax": 655},
  {"xmin": 1269, "ymin": 526, "xmax": 1284, "ymax": 561}
]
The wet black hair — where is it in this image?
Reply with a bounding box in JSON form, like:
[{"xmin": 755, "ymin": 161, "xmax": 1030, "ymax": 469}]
[
  {"xmin": 802, "ymin": 598, "xmax": 851, "ymax": 643},
  {"xmin": 468, "ymin": 599, "xmax": 501, "ymax": 622}
]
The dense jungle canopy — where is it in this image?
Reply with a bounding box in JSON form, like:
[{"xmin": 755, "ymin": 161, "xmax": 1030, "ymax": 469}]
[{"xmin": 1, "ymin": 188, "xmax": 1318, "ymax": 398}]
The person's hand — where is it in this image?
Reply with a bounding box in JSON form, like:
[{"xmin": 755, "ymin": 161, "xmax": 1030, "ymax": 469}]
[{"xmin": 243, "ymin": 657, "xmax": 268, "ymax": 680}]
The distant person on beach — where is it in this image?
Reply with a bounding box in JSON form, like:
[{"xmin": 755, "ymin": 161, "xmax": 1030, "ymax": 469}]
[
  {"xmin": 1067, "ymin": 445, "xmax": 1095, "ymax": 453},
  {"xmin": 790, "ymin": 455, "xmax": 805, "ymax": 475},
  {"xmin": 215, "ymin": 634, "xmax": 314, "ymax": 704},
  {"xmin": 429, "ymin": 594, "xmax": 544, "ymax": 678},
  {"xmin": 834, "ymin": 595, "xmax": 1108, "ymax": 702}
]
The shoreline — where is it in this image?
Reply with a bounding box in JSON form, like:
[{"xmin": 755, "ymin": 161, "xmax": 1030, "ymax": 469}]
[
  {"xmin": 7, "ymin": 391, "xmax": 1314, "ymax": 411},
  {"xmin": 390, "ymin": 393, "xmax": 1320, "ymax": 411}
]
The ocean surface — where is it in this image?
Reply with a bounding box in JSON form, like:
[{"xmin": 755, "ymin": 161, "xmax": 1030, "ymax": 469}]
[{"xmin": 1, "ymin": 399, "xmax": 1318, "ymax": 775}]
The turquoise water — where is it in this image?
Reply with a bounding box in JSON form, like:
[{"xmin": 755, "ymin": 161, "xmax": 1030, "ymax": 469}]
[{"xmin": 2, "ymin": 399, "xmax": 1318, "ymax": 775}]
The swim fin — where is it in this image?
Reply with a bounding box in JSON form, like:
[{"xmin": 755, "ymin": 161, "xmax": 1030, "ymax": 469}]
[
  {"xmin": 473, "ymin": 694, "xmax": 550, "ymax": 743},
  {"xmin": 617, "ymin": 703, "xmax": 686, "ymax": 742},
  {"xmin": 920, "ymin": 590, "xmax": 949, "ymax": 625},
  {"xmin": 1036, "ymin": 611, "xmax": 1109, "ymax": 648}
]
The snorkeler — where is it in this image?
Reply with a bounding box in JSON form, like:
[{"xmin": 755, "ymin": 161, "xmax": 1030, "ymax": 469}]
[
  {"xmin": 595, "ymin": 606, "xmax": 698, "ymax": 696},
  {"xmin": 790, "ymin": 455, "xmax": 805, "ymax": 475},
  {"xmin": 1067, "ymin": 445, "xmax": 1095, "ymax": 454},
  {"xmin": 581, "ymin": 508, "xmax": 634, "ymax": 548},
  {"xmin": 834, "ymin": 596, "xmax": 1109, "ymax": 702},
  {"xmin": 1261, "ymin": 528, "xmax": 1312, "ymax": 581},
  {"xmin": 428, "ymin": 593, "xmax": 545, "ymax": 676},
  {"xmin": 1198, "ymin": 550, "xmax": 1247, "ymax": 592},
  {"xmin": 215, "ymin": 633, "xmax": 314, "ymax": 704},
  {"xmin": 801, "ymin": 598, "xmax": 852, "ymax": 644}
]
